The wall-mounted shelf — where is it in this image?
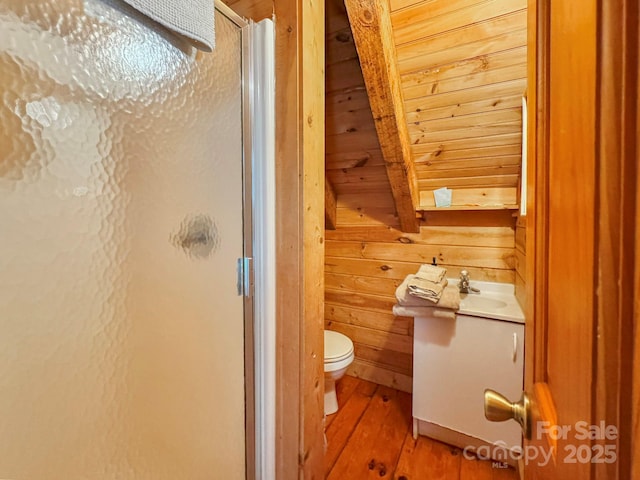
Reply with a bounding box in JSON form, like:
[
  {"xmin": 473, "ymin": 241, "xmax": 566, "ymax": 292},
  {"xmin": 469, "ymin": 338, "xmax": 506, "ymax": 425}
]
[
  {"xmin": 418, "ymin": 204, "xmax": 519, "ymax": 212},
  {"xmin": 418, "ymin": 187, "xmax": 519, "ymax": 213}
]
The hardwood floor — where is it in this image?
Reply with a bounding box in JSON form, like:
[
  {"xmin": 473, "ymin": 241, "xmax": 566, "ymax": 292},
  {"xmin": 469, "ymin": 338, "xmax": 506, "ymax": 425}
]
[{"xmin": 325, "ymin": 375, "xmax": 519, "ymax": 479}]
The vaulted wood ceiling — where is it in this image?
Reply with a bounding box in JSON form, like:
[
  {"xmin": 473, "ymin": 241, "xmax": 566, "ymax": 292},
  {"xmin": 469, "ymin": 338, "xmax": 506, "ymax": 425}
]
[
  {"xmin": 326, "ymin": 0, "xmax": 403, "ymax": 228},
  {"xmin": 326, "ymin": 0, "xmax": 527, "ymax": 227}
]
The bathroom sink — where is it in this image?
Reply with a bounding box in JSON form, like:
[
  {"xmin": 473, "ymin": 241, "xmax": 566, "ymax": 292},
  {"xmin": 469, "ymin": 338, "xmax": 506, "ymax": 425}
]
[
  {"xmin": 444, "ymin": 278, "xmax": 525, "ymax": 323},
  {"xmin": 459, "ymin": 294, "xmax": 508, "ymax": 311}
]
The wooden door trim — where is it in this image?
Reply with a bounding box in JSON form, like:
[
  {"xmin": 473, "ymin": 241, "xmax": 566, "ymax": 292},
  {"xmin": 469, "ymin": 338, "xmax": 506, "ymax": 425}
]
[
  {"xmin": 632, "ymin": 75, "xmax": 640, "ymax": 479},
  {"xmin": 596, "ymin": 1, "xmax": 639, "ymax": 479},
  {"xmin": 634, "ymin": 2, "xmax": 640, "ymax": 472},
  {"xmin": 527, "ymin": 0, "xmax": 639, "ymax": 478},
  {"xmin": 524, "ymin": 0, "xmax": 549, "ymax": 391},
  {"xmin": 274, "ymin": 0, "xmax": 325, "ymax": 478}
]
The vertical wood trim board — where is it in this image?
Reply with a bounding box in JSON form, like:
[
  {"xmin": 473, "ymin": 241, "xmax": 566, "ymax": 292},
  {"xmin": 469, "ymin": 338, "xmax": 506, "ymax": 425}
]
[
  {"xmin": 524, "ymin": 0, "xmax": 548, "ymax": 394},
  {"xmin": 274, "ymin": 0, "xmax": 325, "ymax": 478},
  {"xmin": 274, "ymin": 2, "xmax": 301, "ymax": 477},
  {"xmin": 301, "ymin": 0, "xmax": 326, "ymax": 478}
]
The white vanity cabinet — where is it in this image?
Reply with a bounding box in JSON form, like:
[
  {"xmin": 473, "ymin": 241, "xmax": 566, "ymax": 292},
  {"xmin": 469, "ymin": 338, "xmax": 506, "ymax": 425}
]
[{"xmin": 412, "ymin": 282, "xmax": 525, "ymax": 457}]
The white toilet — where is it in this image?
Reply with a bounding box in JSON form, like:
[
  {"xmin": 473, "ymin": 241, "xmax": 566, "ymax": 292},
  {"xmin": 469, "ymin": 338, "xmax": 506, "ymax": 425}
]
[{"xmin": 324, "ymin": 330, "xmax": 355, "ymax": 415}]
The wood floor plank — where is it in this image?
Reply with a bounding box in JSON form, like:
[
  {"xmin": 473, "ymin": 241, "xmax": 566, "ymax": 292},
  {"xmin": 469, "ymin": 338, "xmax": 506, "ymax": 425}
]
[
  {"xmin": 325, "ymin": 374, "xmax": 363, "ymax": 429},
  {"xmin": 394, "ymin": 434, "xmax": 462, "ymax": 480},
  {"xmin": 491, "ymin": 464, "xmax": 520, "ymax": 479},
  {"xmin": 325, "ymin": 377, "xmax": 521, "ymax": 479},
  {"xmin": 327, "ymin": 385, "xmax": 411, "ymax": 479},
  {"xmin": 325, "ymin": 378, "xmax": 378, "ymax": 472},
  {"xmin": 460, "ymin": 454, "xmax": 494, "ymax": 480}
]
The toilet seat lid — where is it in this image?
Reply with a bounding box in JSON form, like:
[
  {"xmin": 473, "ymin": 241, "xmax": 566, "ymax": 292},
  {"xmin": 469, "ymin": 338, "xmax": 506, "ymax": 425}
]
[{"xmin": 325, "ymin": 330, "xmax": 354, "ymax": 362}]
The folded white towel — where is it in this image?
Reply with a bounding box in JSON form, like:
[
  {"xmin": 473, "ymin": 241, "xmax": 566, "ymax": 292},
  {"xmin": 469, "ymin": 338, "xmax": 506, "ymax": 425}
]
[
  {"xmin": 122, "ymin": 0, "xmax": 215, "ymax": 51},
  {"xmin": 417, "ymin": 264, "xmax": 447, "ymax": 283},
  {"xmin": 408, "ymin": 276, "xmax": 445, "ymax": 303},
  {"xmin": 396, "ymin": 275, "xmax": 446, "ymax": 305},
  {"xmin": 395, "ymin": 275, "xmax": 460, "ymax": 310}
]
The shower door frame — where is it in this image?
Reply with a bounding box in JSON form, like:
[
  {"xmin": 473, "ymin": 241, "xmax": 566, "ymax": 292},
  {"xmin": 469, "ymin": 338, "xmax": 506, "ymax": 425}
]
[
  {"xmin": 212, "ymin": 2, "xmax": 255, "ymax": 478},
  {"xmin": 217, "ymin": 2, "xmax": 255, "ymax": 478},
  {"xmin": 215, "ymin": 3, "xmax": 275, "ymax": 480}
]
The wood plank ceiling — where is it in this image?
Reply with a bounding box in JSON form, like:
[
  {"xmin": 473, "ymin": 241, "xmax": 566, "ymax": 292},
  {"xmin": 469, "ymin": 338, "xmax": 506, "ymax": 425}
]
[
  {"xmin": 393, "ymin": 0, "xmax": 527, "ymax": 207},
  {"xmin": 326, "ymin": 0, "xmax": 527, "ymax": 220}
]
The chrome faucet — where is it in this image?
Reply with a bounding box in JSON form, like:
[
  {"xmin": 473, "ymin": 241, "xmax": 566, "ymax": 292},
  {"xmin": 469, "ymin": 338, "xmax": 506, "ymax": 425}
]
[{"xmin": 458, "ymin": 269, "xmax": 480, "ymax": 294}]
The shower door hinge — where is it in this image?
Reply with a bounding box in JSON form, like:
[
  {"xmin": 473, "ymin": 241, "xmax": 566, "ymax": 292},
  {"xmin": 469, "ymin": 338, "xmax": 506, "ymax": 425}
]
[{"xmin": 237, "ymin": 257, "xmax": 254, "ymax": 297}]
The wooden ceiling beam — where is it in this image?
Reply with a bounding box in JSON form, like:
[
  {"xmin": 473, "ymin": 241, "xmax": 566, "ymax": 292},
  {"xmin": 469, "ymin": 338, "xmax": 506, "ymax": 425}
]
[
  {"xmin": 344, "ymin": 0, "xmax": 420, "ymax": 233},
  {"xmin": 325, "ymin": 176, "xmax": 338, "ymax": 230}
]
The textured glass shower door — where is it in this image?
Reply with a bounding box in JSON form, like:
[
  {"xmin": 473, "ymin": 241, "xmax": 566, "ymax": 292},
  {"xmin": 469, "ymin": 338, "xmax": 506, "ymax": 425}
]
[{"xmin": 0, "ymin": 1, "xmax": 246, "ymax": 478}]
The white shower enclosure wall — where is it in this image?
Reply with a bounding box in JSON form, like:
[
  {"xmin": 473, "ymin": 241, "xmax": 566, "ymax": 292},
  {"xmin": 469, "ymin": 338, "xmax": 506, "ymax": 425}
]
[{"xmin": 0, "ymin": 1, "xmax": 275, "ymax": 478}]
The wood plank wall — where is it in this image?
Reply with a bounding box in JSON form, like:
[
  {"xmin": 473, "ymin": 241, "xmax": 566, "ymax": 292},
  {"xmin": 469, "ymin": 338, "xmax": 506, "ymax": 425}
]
[{"xmin": 325, "ymin": 211, "xmax": 516, "ymax": 392}]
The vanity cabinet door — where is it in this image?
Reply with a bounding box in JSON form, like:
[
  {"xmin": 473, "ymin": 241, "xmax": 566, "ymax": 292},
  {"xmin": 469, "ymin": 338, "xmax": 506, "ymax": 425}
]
[{"xmin": 413, "ymin": 314, "xmax": 524, "ymax": 451}]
